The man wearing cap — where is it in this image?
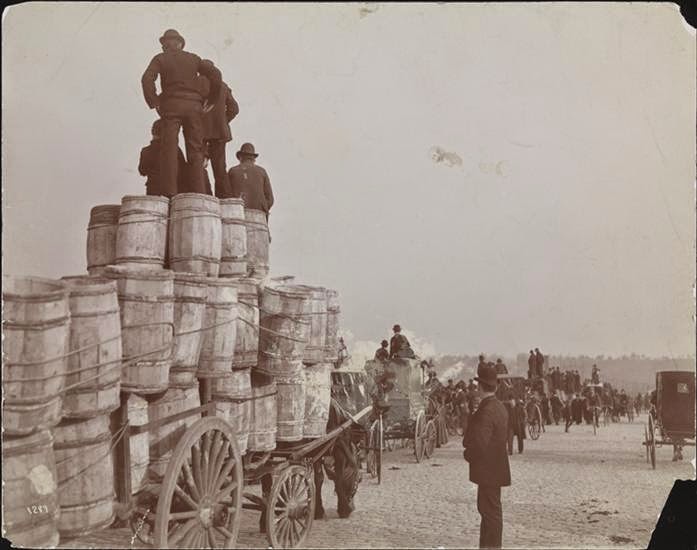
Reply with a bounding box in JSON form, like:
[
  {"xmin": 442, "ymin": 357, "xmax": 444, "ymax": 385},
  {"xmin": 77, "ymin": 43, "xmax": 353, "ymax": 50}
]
[
  {"xmin": 374, "ymin": 340, "xmax": 390, "ymax": 362},
  {"xmin": 389, "ymin": 324, "xmax": 415, "ymax": 359},
  {"xmin": 227, "ymin": 143, "xmax": 275, "ymax": 217},
  {"xmin": 141, "ymin": 29, "xmax": 223, "ymax": 197},
  {"xmin": 463, "ymin": 362, "xmax": 510, "ymax": 549},
  {"xmin": 138, "ymin": 119, "xmax": 187, "ymax": 195}
]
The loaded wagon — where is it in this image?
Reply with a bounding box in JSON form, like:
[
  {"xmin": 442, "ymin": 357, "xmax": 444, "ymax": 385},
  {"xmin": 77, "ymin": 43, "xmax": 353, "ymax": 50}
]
[{"xmin": 643, "ymin": 371, "xmax": 696, "ymax": 469}]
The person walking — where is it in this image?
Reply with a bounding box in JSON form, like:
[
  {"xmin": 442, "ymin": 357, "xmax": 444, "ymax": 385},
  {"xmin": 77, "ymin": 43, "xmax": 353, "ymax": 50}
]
[
  {"xmin": 141, "ymin": 29, "xmax": 223, "ymax": 196},
  {"xmin": 463, "ymin": 363, "xmax": 511, "ymax": 549}
]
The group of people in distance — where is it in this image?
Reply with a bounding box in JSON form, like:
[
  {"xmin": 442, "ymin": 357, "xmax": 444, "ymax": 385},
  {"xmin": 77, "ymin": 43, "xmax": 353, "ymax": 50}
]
[{"xmin": 138, "ymin": 29, "xmax": 274, "ymax": 221}]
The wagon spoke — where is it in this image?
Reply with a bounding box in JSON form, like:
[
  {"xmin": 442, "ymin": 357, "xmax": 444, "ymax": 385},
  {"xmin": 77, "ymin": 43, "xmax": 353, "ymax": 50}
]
[
  {"xmin": 174, "ymin": 483, "xmax": 199, "ymax": 510},
  {"xmin": 214, "ymin": 480, "xmax": 239, "ymax": 503},
  {"xmin": 182, "ymin": 459, "xmax": 202, "ymax": 503},
  {"xmin": 207, "ymin": 526, "xmax": 218, "ymax": 549},
  {"xmin": 211, "ymin": 457, "xmax": 238, "ymax": 496},
  {"xmin": 180, "ymin": 523, "xmax": 202, "ymax": 548},
  {"xmin": 168, "ymin": 510, "xmax": 199, "ymax": 521},
  {"xmin": 201, "ymin": 430, "xmax": 214, "ymax": 491},
  {"xmin": 192, "ymin": 444, "xmax": 206, "ymax": 496},
  {"xmin": 168, "ymin": 518, "xmax": 198, "ymax": 546},
  {"xmin": 206, "ymin": 433, "xmax": 226, "ymax": 493}
]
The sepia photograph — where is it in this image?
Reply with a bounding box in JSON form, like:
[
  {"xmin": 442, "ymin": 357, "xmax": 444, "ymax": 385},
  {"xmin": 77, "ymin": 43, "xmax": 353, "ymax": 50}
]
[{"xmin": 2, "ymin": 2, "xmax": 695, "ymax": 549}]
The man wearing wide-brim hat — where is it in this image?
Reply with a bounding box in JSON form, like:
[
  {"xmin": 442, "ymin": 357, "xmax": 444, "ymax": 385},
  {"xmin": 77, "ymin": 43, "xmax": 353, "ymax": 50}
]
[
  {"xmin": 227, "ymin": 142, "xmax": 275, "ymax": 216},
  {"xmin": 141, "ymin": 29, "xmax": 223, "ymax": 197},
  {"xmin": 463, "ymin": 362, "xmax": 511, "ymax": 549},
  {"xmin": 389, "ymin": 324, "xmax": 415, "ymax": 360}
]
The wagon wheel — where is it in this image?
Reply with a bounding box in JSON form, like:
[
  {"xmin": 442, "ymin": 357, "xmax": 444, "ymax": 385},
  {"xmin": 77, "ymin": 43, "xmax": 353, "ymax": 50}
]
[
  {"xmin": 154, "ymin": 417, "xmax": 243, "ymax": 549},
  {"xmin": 424, "ymin": 419, "xmax": 438, "ymax": 459},
  {"xmin": 265, "ymin": 464, "xmax": 315, "ymax": 549},
  {"xmin": 528, "ymin": 405, "xmax": 542, "ymax": 440},
  {"xmin": 644, "ymin": 425, "xmax": 650, "ymax": 463},
  {"xmin": 648, "ymin": 414, "xmax": 656, "ymax": 470},
  {"xmin": 366, "ymin": 418, "xmax": 382, "ymax": 483},
  {"xmin": 438, "ymin": 413, "xmax": 449, "ymax": 446},
  {"xmin": 414, "ymin": 411, "xmax": 427, "ymax": 463}
]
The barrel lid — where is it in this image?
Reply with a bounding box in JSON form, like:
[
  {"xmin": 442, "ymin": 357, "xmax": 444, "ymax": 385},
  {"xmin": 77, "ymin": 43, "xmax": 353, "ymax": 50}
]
[
  {"xmin": 104, "ymin": 265, "xmax": 174, "ymax": 280},
  {"xmin": 2, "ymin": 275, "xmax": 69, "ymax": 301}
]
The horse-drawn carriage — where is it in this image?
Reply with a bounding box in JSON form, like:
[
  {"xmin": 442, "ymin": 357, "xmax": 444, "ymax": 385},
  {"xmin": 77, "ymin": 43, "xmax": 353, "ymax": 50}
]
[{"xmin": 643, "ymin": 371, "xmax": 695, "ymax": 469}]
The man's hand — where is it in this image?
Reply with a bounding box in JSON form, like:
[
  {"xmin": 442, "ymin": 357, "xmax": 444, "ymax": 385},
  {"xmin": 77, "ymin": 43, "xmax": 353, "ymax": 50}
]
[{"xmin": 203, "ymin": 100, "xmax": 214, "ymax": 114}]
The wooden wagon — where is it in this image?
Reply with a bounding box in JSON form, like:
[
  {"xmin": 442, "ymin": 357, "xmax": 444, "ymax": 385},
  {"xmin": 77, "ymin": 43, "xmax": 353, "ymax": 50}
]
[{"xmin": 643, "ymin": 371, "xmax": 695, "ymax": 469}]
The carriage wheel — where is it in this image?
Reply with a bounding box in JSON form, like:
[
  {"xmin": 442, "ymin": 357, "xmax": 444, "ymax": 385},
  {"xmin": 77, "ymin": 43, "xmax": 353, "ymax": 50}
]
[
  {"xmin": 154, "ymin": 417, "xmax": 243, "ymax": 549},
  {"xmin": 366, "ymin": 418, "xmax": 383, "ymax": 483},
  {"xmin": 265, "ymin": 464, "xmax": 315, "ymax": 549},
  {"xmin": 528, "ymin": 405, "xmax": 542, "ymax": 440},
  {"xmin": 648, "ymin": 415, "xmax": 656, "ymax": 470},
  {"xmin": 414, "ymin": 411, "xmax": 427, "ymax": 463},
  {"xmin": 644, "ymin": 425, "xmax": 650, "ymax": 463},
  {"xmin": 424, "ymin": 420, "xmax": 437, "ymax": 459}
]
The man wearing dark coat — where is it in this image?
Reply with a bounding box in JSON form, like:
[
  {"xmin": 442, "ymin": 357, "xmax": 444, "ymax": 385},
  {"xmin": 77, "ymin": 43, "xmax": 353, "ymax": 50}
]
[
  {"xmin": 389, "ymin": 324, "xmax": 415, "ymax": 359},
  {"xmin": 227, "ymin": 143, "xmax": 275, "ymax": 216},
  {"xmin": 503, "ymin": 394, "xmax": 526, "ymax": 455},
  {"xmin": 374, "ymin": 340, "xmax": 389, "ymax": 362},
  {"xmin": 141, "ymin": 29, "xmax": 223, "ymax": 197},
  {"xmin": 527, "ymin": 350, "xmax": 535, "ymax": 379},
  {"xmin": 200, "ymin": 79, "xmax": 239, "ymax": 197},
  {"xmin": 463, "ymin": 363, "xmax": 511, "ymax": 549},
  {"xmin": 534, "ymin": 348, "xmax": 544, "ymax": 378},
  {"xmin": 138, "ymin": 119, "xmax": 187, "ymax": 195}
]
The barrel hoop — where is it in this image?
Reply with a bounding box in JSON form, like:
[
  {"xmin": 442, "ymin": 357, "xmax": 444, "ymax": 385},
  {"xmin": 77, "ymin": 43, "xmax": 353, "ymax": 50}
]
[
  {"xmin": 2, "ymin": 393, "xmax": 61, "ymax": 406},
  {"xmin": 115, "ymin": 256, "xmax": 165, "ymax": 264},
  {"xmin": 170, "ymin": 256, "xmax": 222, "ymax": 264},
  {"xmin": 119, "ymin": 208, "xmax": 168, "ymax": 218},
  {"xmin": 170, "ymin": 213, "xmax": 221, "ymax": 222},
  {"xmin": 220, "ymin": 256, "xmax": 248, "ymax": 263},
  {"xmin": 3, "ymin": 437, "xmax": 53, "ymax": 457},
  {"xmin": 3, "ymin": 315, "xmax": 71, "ymax": 330},
  {"xmin": 174, "ymin": 296, "xmax": 207, "ymax": 305},
  {"xmin": 118, "ymin": 294, "xmax": 174, "ymax": 303},
  {"xmin": 53, "ymin": 431, "xmax": 112, "ymax": 450},
  {"xmin": 65, "ymin": 379, "xmax": 120, "ymax": 395},
  {"xmin": 87, "ymin": 222, "xmax": 119, "ymax": 230},
  {"xmin": 69, "ymin": 308, "xmax": 120, "ymax": 318},
  {"xmin": 221, "ymin": 218, "xmax": 247, "ymax": 226},
  {"xmin": 213, "ymin": 391, "xmax": 277, "ymax": 404},
  {"xmin": 206, "ymin": 302, "xmax": 238, "ymax": 309}
]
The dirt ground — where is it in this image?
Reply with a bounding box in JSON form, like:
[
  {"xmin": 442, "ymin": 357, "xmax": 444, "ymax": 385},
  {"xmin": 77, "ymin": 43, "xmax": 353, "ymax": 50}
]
[{"xmin": 60, "ymin": 412, "xmax": 694, "ymax": 549}]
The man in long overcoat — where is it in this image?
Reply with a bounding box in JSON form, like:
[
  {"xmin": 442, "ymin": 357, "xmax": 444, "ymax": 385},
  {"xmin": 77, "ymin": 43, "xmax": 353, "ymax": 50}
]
[
  {"xmin": 227, "ymin": 142, "xmax": 275, "ymax": 216},
  {"xmin": 463, "ymin": 363, "xmax": 511, "ymax": 549},
  {"xmin": 141, "ymin": 29, "xmax": 223, "ymax": 196},
  {"xmin": 138, "ymin": 119, "xmax": 187, "ymax": 195},
  {"xmin": 503, "ymin": 394, "xmax": 526, "ymax": 455}
]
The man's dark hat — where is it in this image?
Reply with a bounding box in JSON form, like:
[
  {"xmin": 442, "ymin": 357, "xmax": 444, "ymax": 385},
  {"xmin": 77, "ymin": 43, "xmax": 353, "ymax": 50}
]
[
  {"xmin": 474, "ymin": 363, "xmax": 498, "ymax": 386},
  {"xmin": 392, "ymin": 324, "xmax": 401, "ymax": 332},
  {"xmin": 236, "ymin": 142, "xmax": 259, "ymax": 159},
  {"xmin": 160, "ymin": 29, "xmax": 185, "ymax": 48},
  {"xmin": 381, "ymin": 339, "xmax": 388, "ymax": 346}
]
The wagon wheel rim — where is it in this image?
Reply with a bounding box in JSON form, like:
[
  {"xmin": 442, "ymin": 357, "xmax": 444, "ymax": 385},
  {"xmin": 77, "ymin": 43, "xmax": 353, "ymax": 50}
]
[
  {"xmin": 366, "ymin": 420, "xmax": 379, "ymax": 478},
  {"xmin": 424, "ymin": 420, "xmax": 437, "ymax": 458},
  {"xmin": 377, "ymin": 415, "xmax": 383, "ymax": 484},
  {"xmin": 414, "ymin": 411, "xmax": 426, "ymax": 463},
  {"xmin": 648, "ymin": 415, "xmax": 656, "ymax": 469},
  {"xmin": 644, "ymin": 425, "xmax": 650, "ymax": 463},
  {"xmin": 154, "ymin": 417, "xmax": 243, "ymax": 549},
  {"xmin": 266, "ymin": 465, "xmax": 315, "ymax": 549}
]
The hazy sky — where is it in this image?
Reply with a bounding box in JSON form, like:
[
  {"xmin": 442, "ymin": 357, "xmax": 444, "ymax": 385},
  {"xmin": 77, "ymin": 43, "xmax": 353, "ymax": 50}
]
[{"xmin": 3, "ymin": 3, "xmax": 695, "ymax": 357}]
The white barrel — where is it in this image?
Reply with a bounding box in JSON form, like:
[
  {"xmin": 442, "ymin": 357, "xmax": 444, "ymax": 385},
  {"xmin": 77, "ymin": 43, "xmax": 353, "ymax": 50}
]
[
  {"xmin": 212, "ymin": 369, "xmax": 251, "ymax": 455},
  {"xmin": 168, "ymin": 193, "xmax": 222, "ymax": 277},
  {"xmin": 275, "ymin": 371, "xmax": 305, "ymax": 442},
  {"xmin": 303, "ymin": 362, "xmax": 332, "ymax": 438},
  {"xmin": 198, "ymin": 279, "xmax": 238, "ymax": 379},
  {"xmin": 86, "ymin": 205, "xmax": 120, "ymax": 275},
  {"xmin": 104, "ymin": 266, "xmax": 174, "ymax": 395},
  {"xmin": 324, "ymin": 289, "xmax": 340, "ymax": 362},
  {"xmin": 233, "ymin": 278, "xmax": 259, "ymax": 370},
  {"xmin": 289, "ymin": 285, "xmax": 327, "ymax": 365},
  {"xmin": 61, "ymin": 276, "xmax": 122, "ymax": 419},
  {"xmin": 169, "ymin": 273, "xmax": 208, "ymax": 388},
  {"xmin": 115, "ymin": 195, "xmax": 169, "ymax": 270},
  {"xmin": 245, "ymin": 208, "xmax": 270, "ymax": 280},
  {"xmin": 220, "ymin": 198, "xmax": 247, "ymax": 277},
  {"xmin": 3, "ymin": 276, "xmax": 70, "ymax": 436},
  {"xmin": 248, "ymin": 371, "xmax": 277, "ymax": 451},
  {"xmin": 124, "ymin": 394, "xmax": 149, "ymax": 494}
]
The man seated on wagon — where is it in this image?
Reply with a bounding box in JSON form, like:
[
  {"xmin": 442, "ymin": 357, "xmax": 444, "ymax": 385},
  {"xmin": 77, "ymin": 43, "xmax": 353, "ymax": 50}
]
[
  {"xmin": 389, "ymin": 324, "xmax": 415, "ymax": 359},
  {"xmin": 495, "ymin": 358, "xmax": 508, "ymax": 375},
  {"xmin": 374, "ymin": 340, "xmax": 389, "ymax": 362}
]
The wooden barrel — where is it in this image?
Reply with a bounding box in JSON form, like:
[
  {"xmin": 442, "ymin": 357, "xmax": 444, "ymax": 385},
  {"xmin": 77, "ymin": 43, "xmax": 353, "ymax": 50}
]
[
  {"xmin": 220, "ymin": 198, "xmax": 248, "ymax": 277},
  {"xmin": 169, "ymin": 273, "xmax": 208, "ymax": 388},
  {"xmin": 324, "ymin": 289, "xmax": 340, "ymax": 362},
  {"xmin": 3, "ymin": 276, "xmax": 70, "ymax": 436},
  {"xmin": 168, "ymin": 193, "xmax": 222, "ymax": 277},
  {"xmin": 86, "ymin": 205, "xmax": 121, "ymax": 275},
  {"xmin": 115, "ymin": 195, "xmax": 169, "ymax": 270},
  {"xmin": 60, "ymin": 276, "xmax": 122, "ymax": 419},
  {"xmin": 275, "ymin": 371, "xmax": 306, "ymax": 442},
  {"xmin": 104, "ymin": 266, "xmax": 174, "ymax": 395},
  {"xmin": 233, "ymin": 278, "xmax": 259, "ymax": 370},
  {"xmin": 2, "ymin": 430, "xmax": 60, "ymax": 548},
  {"xmin": 124, "ymin": 394, "xmax": 149, "ymax": 494},
  {"xmin": 53, "ymin": 414, "xmax": 115, "ymax": 537},
  {"xmin": 303, "ymin": 362, "xmax": 332, "ymax": 438},
  {"xmin": 249, "ymin": 371, "xmax": 277, "ymax": 451},
  {"xmin": 148, "ymin": 385, "xmax": 201, "ymax": 480},
  {"xmin": 212, "ymin": 369, "xmax": 251, "ymax": 455},
  {"xmin": 290, "ymin": 285, "xmax": 327, "ymax": 365},
  {"xmin": 258, "ymin": 285, "xmax": 310, "ymax": 376},
  {"xmin": 244, "ymin": 208, "xmax": 270, "ymax": 280},
  {"xmin": 198, "ymin": 279, "xmax": 238, "ymax": 379}
]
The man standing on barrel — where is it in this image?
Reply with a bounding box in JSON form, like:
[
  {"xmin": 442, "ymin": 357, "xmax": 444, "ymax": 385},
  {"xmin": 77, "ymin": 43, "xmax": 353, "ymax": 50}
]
[
  {"xmin": 141, "ymin": 29, "xmax": 223, "ymax": 197},
  {"xmin": 228, "ymin": 143, "xmax": 275, "ymax": 219},
  {"xmin": 463, "ymin": 363, "xmax": 511, "ymax": 549}
]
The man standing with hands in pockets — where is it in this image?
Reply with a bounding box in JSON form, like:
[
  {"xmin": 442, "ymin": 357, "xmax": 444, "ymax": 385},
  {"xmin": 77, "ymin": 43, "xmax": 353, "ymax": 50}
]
[{"xmin": 463, "ymin": 363, "xmax": 511, "ymax": 549}]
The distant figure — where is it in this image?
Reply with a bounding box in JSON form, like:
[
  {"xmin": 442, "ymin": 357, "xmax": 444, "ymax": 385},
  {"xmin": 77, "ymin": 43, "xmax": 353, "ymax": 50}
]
[
  {"xmin": 141, "ymin": 29, "xmax": 223, "ymax": 196},
  {"xmin": 527, "ymin": 351, "xmax": 535, "ymax": 379},
  {"xmin": 201, "ymin": 80, "xmax": 239, "ymax": 198},
  {"xmin": 227, "ymin": 143, "xmax": 274, "ymax": 218},
  {"xmin": 534, "ymin": 348, "xmax": 544, "ymax": 377},
  {"xmin": 504, "ymin": 394, "xmax": 526, "ymax": 455},
  {"xmin": 389, "ymin": 324, "xmax": 415, "ymax": 359},
  {"xmin": 138, "ymin": 119, "xmax": 187, "ymax": 195},
  {"xmin": 591, "ymin": 364, "xmax": 600, "ymax": 385},
  {"xmin": 335, "ymin": 337, "xmax": 348, "ymax": 368},
  {"xmin": 374, "ymin": 340, "xmax": 389, "ymax": 362},
  {"xmin": 463, "ymin": 362, "xmax": 510, "ymax": 549},
  {"xmin": 495, "ymin": 358, "xmax": 508, "ymax": 375},
  {"xmin": 550, "ymin": 393, "xmax": 563, "ymax": 425}
]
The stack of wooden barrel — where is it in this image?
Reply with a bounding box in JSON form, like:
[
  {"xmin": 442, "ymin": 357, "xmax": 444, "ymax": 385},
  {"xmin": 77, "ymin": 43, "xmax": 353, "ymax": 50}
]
[{"xmin": 2, "ymin": 192, "xmax": 342, "ymax": 546}]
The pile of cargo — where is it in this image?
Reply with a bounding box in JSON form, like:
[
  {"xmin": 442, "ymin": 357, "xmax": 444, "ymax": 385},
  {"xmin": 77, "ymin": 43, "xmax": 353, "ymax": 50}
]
[{"xmin": 2, "ymin": 193, "xmax": 341, "ymax": 546}]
